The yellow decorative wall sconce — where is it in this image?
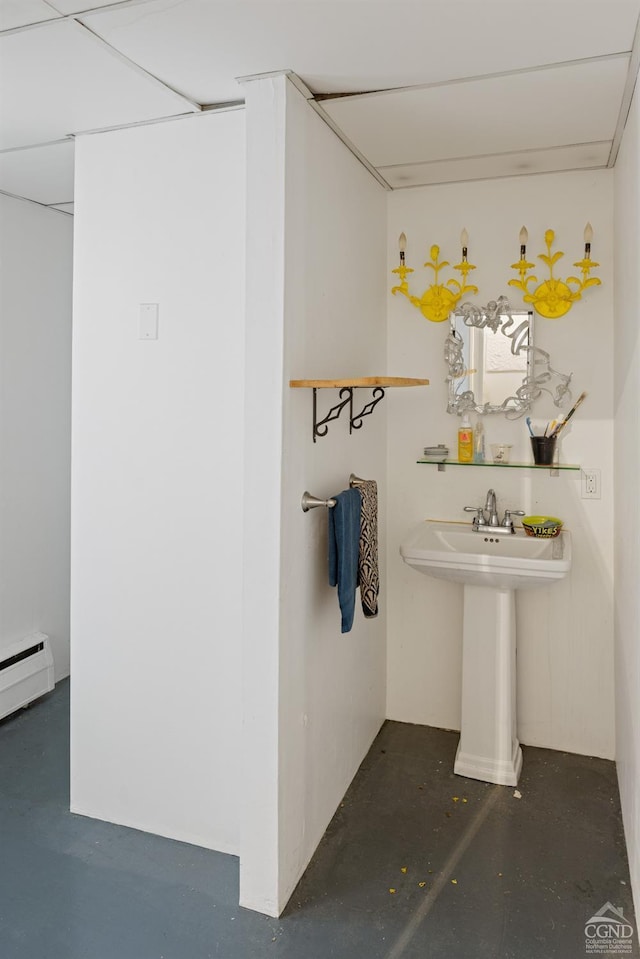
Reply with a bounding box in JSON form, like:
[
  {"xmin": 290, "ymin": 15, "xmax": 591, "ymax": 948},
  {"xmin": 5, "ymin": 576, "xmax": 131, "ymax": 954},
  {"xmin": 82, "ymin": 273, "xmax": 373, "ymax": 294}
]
[
  {"xmin": 391, "ymin": 230, "xmax": 478, "ymax": 323},
  {"xmin": 508, "ymin": 225, "xmax": 601, "ymax": 318}
]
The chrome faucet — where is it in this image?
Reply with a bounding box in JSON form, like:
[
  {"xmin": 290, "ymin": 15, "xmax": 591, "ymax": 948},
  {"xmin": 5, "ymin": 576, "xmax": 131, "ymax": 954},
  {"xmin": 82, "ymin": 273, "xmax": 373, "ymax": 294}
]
[
  {"xmin": 484, "ymin": 488, "xmax": 499, "ymax": 527},
  {"xmin": 464, "ymin": 488, "xmax": 525, "ymax": 535}
]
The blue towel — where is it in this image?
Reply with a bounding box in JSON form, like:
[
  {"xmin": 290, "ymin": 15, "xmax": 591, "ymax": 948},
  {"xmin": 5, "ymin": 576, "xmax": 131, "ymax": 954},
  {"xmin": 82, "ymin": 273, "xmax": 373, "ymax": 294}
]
[{"xmin": 328, "ymin": 488, "xmax": 362, "ymax": 634}]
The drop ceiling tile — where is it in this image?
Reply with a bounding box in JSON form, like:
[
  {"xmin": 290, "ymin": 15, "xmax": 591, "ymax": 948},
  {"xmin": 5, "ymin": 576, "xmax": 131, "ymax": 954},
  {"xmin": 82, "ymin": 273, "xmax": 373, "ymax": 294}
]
[
  {"xmin": 83, "ymin": 0, "xmax": 640, "ymax": 103},
  {"xmin": 380, "ymin": 142, "xmax": 612, "ymax": 188},
  {"xmin": 0, "ymin": 139, "xmax": 74, "ymax": 204},
  {"xmin": 0, "ymin": 18, "xmax": 199, "ymax": 150},
  {"xmin": 0, "ymin": 0, "xmax": 60, "ymax": 31},
  {"xmin": 322, "ymin": 58, "xmax": 630, "ymax": 168},
  {"xmin": 51, "ymin": 0, "xmax": 139, "ymax": 11}
]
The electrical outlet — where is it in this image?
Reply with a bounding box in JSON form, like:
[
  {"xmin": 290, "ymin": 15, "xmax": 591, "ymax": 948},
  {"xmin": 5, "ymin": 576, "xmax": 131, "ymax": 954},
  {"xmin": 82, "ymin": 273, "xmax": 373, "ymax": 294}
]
[{"xmin": 581, "ymin": 468, "xmax": 601, "ymax": 499}]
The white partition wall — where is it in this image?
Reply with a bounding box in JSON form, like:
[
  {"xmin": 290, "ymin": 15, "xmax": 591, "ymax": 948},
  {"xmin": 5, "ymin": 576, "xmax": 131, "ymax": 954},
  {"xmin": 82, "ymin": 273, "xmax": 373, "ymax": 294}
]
[
  {"xmin": 240, "ymin": 74, "xmax": 387, "ymax": 916},
  {"xmin": 71, "ymin": 110, "xmax": 245, "ymax": 853},
  {"xmin": 0, "ymin": 196, "xmax": 72, "ymax": 681},
  {"xmin": 614, "ymin": 80, "xmax": 640, "ymax": 914},
  {"xmin": 71, "ymin": 77, "xmax": 386, "ymax": 917}
]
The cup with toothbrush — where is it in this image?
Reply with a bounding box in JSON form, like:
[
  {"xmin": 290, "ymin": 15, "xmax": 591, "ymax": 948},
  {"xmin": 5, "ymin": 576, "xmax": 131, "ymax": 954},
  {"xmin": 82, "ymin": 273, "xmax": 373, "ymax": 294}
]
[
  {"xmin": 528, "ymin": 392, "xmax": 587, "ymax": 465},
  {"xmin": 527, "ymin": 414, "xmax": 557, "ymax": 464}
]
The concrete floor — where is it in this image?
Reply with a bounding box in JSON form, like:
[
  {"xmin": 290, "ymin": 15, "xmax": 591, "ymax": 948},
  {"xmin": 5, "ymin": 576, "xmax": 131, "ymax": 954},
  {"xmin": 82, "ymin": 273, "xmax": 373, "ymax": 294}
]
[{"xmin": 0, "ymin": 679, "xmax": 637, "ymax": 959}]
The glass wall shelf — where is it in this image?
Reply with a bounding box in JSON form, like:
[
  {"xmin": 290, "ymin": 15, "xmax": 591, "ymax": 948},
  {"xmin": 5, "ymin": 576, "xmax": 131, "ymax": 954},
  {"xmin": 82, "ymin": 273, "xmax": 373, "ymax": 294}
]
[{"xmin": 417, "ymin": 459, "xmax": 580, "ymax": 476}]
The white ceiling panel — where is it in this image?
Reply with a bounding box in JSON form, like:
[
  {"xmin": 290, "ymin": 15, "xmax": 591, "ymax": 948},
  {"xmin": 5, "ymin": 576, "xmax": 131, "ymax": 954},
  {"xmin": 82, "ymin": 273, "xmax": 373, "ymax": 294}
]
[
  {"xmin": 51, "ymin": 0, "xmax": 147, "ymax": 11},
  {"xmin": 83, "ymin": 0, "xmax": 640, "ymax": 103},
  {"xmin": 0, "ymin": 18, "xmax": 199, "ymax": 151},
  {"xmin": 0, "ymin": 139, "xmax": 74, "ymax": 203},
  {"xmin": 0, "ymin": 0, "xmax": 638, "ymax": 204},
  {"xmin": 380, "ymin": 142, "xmax": 613, "ymax": 189},
  {"xmin": 0, "ymin": 0, "xmax": 60, "ymax": 31},
  {"xmin": 321, "ymin": 58, "xmax": 631, "ymax": 168}
]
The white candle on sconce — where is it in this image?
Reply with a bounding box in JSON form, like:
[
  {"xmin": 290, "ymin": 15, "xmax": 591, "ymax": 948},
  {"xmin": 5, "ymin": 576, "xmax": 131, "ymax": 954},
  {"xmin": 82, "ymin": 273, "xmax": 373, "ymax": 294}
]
[
  {"xmin": 399, "ymin": 232, "xmax": 406, "ymax": 263},
  {"xmin": 519, "ymin": 225, "xmax": 528, "ymax": 257},
  {"xmin": 584, "ymin": 222, "xmax": 593, "ymax": 256},
  {"xmin": 460, "ymin": 228, "xmax": 469, "ymax": 260}
]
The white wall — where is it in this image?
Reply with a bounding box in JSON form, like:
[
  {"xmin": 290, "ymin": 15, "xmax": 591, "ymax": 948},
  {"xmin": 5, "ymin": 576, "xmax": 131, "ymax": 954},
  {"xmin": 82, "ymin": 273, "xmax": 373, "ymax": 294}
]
[
  {"xmin": 387, "ymin": 171, "xmax": 615, "ymax": 760},
  {"xmin": 70, "ymin": 110, "xmax": 245, "ymax": 854},
  {"xmin": 240, "ymin": 75, "xmax": 387, "ymax": 916},
  {"xmin": 0, "ymin": 195, "xmax": 72, "ymax": 680},
  {"xmin": 614, "ymin": 81, "xmax": 640, "ymax": 913}
]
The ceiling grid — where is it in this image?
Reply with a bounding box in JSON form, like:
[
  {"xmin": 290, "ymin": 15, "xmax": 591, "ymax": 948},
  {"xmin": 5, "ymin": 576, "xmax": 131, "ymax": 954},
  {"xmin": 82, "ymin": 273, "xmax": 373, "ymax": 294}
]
[{"xmin": 0, "ymin": 0, "xmax": 639, "ymax": 209}]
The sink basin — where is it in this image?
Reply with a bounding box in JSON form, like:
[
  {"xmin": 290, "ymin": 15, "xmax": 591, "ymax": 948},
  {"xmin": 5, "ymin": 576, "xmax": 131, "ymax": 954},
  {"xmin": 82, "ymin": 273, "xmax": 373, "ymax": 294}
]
[
  {"xmin": 400, "ymin": 520, "xmax": 571, "ymax": 590},
  {"xmin": 400, "ymin": 519, "xmax": 572, "ymax": 787}
]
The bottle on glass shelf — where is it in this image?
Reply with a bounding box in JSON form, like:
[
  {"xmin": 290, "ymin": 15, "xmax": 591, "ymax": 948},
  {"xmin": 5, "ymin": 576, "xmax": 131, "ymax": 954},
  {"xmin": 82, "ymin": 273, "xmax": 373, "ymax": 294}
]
[{"xmin": 458, "ymin": 412, "xmax": 474, "ymax": 463}]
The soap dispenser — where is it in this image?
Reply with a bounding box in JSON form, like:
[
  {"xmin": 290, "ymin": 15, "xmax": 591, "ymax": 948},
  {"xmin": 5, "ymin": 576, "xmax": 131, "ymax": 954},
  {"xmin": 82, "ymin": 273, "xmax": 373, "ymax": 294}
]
[{"xmin": 458, "ymin": 412, "xmax": 474, "ymax": 463}]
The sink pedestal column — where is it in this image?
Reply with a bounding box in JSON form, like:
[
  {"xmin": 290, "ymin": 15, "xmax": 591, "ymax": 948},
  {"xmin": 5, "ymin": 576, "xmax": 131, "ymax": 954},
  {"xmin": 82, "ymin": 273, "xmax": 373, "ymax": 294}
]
[{"xmin": 454, "ymin": 584, "xmax": 522, "ymax": 786}]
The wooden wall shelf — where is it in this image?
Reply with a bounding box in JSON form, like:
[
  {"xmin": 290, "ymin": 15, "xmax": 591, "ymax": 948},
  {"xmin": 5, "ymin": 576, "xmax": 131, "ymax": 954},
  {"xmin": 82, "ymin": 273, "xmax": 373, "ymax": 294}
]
[
  {"xmin": 290, "ymin": 377, "xmax": 429, "ymax": 441},
  {"xmin": 290, "ymin": 377, "xmax": 429, "ymax": 389}
]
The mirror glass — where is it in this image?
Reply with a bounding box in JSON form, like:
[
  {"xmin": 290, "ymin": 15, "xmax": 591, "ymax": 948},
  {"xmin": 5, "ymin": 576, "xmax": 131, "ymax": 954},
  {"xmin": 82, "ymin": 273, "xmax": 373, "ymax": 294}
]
[{"xmin": 445, "ymin": 297, "xmax": 572, "ymax": 417}]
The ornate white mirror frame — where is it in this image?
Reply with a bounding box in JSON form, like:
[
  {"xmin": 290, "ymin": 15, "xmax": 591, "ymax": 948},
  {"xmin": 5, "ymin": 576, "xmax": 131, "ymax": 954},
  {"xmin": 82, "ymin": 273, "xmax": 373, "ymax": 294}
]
[{"xmin": 445, "ymin": 296, "xmax": 573, "ymax": 418}]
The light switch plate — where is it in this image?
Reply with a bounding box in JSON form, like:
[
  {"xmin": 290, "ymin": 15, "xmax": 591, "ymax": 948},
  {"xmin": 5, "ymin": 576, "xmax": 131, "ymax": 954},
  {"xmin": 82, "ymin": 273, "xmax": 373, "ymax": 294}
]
[{"xmin": 139, "ymin": 303, "xmax": 159, "ymax": 340}]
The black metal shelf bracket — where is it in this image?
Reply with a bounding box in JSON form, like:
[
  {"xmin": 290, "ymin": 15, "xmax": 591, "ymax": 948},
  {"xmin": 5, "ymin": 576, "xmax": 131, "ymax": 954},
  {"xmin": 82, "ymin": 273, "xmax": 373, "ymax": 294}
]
[
  {"xmin": 311, "ymin": 386, "xmax": 388, "ymax": 441},
  {"xmin": 313, "ymin": 387, "xmax": 353, "ymax": 442},
  {"xmin": 351, "ymin": 387, "xmax": 385, "ymax": 432}
]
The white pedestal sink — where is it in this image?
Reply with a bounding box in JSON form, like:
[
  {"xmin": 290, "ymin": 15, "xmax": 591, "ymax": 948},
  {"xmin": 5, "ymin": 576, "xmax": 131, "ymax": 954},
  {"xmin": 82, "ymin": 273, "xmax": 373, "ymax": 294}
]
[{"xmin": 400, "ymin": 521, "xmax": 571, "ymax": 786}]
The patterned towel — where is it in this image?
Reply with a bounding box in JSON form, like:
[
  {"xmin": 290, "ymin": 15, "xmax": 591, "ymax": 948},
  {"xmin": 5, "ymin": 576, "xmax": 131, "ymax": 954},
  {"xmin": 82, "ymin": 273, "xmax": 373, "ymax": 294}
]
[{"xmin": 351, "ymin": 478, "xmax": 379, "ymax": 619}]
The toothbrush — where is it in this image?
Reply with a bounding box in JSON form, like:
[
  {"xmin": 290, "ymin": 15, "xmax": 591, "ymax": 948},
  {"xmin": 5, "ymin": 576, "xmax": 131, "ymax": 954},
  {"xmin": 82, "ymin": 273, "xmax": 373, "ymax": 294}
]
[
  {"xmin": 551, "ymin": 392, "xmax": 587, "ymax": 438},
  {"xmin": 526, "ymin": 417, "xmax": 534, "ymax": 437}
]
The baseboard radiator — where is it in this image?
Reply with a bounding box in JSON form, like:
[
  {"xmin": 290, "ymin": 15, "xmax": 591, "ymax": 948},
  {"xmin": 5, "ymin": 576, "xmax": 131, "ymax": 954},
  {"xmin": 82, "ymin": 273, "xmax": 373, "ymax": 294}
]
[{"xmin": 0, "ymin": 632, "xmax": 54, "ymax": 721}]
